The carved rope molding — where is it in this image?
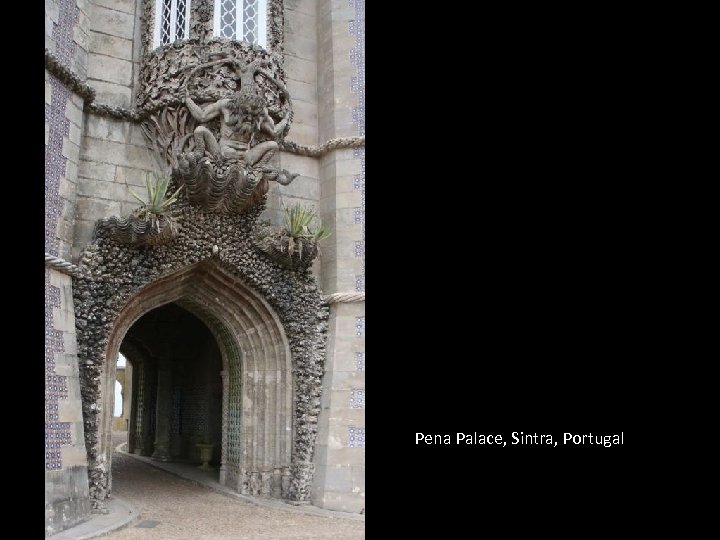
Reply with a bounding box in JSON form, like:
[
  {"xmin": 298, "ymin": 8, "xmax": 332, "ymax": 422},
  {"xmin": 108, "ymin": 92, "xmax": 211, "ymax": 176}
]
[
  {"xmin": 86, "ymin": 102, "xmax": 147, "ymax": 122},
  {"xmin": 280, "ymin": 136, "xmax": 365, "ymax": 157},
  {"xmin": 45, "ymin": 253, "xmax": 83, "ymax": 278},
  {"xmin": 322, "ymin": 292, "xmax": 366, "ymax": 305},
  {"xmin": 44, "ymin": 49, "xmax": 96, "ymax": 103}
]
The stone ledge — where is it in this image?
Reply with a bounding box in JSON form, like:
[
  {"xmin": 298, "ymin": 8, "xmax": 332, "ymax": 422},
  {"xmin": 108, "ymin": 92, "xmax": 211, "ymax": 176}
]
[{"xmin": 47, "ymin": 496, "xmax": 136, "ymax": 540}]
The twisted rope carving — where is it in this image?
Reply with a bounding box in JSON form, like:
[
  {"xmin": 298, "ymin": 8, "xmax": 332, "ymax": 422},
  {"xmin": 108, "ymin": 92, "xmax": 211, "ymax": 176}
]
[
  {"xmin": 45, "ymin": 253, "xmax": 83, "ymax": 278},
  {"xmin": 86, "ymin": 103, "xmax": 147, "ymax": 122},
  {"xmin": 322, "ymin": 292, "xmax": 365, "ymax": 305},
  {"xmin": 281, "ymin": 136, "xmax": 365, "ymax": 157},
  {"xmin": 45, "ymin": 49, "xmax": 96, "ymax": 103}
]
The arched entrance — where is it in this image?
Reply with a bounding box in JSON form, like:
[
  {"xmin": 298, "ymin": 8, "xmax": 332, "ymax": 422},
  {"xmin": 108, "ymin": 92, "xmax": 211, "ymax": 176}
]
[
  {"xmin": 119, "ymin": 304, "xmax": 223, "ymax": 469},
  {"xmin": 100, "ymin": 261, "xmax": 294, "ymax": 497},
  {"xmin": 74, "ymin": 199, "xmax": 328, "ymax": 508}
]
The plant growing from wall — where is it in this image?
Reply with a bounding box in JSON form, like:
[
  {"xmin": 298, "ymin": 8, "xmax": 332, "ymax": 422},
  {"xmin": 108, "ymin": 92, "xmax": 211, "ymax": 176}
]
[
  {"xmin": 95, "ymin": 172, "xmax": 183, "ymax": 246},
  {"xmin": 129, "ymin": 172, "xmax": 184, "ymax": 232},
  {"xmin": 254, "ymin": 204, "xmax": 331, "ymax": 268},
  {"xmin": 282, "ymin": 204, "xmax": 331, "ymax": 260}
]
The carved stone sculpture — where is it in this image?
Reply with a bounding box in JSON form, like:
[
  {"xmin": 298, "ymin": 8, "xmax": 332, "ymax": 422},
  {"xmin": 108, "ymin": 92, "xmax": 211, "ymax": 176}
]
[{"xmin": 170, "ymin": 56, "xmax": 298, "ymax": 213}]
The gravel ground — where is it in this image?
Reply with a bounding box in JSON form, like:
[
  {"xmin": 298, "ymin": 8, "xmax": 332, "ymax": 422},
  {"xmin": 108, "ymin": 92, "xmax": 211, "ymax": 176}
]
[{"xmin": 104, "ymin": 435, "xmax": 364, "ymax": 540}]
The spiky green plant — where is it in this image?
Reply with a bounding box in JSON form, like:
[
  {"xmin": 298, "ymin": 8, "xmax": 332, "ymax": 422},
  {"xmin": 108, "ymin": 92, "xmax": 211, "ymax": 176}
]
[
  {"xmin": 281, "ymin": 204, "xmax": 331, "ymax": 261},
  {"xmin": 129, "ymin": 172, "xmax": 183, "ymax": 232}
]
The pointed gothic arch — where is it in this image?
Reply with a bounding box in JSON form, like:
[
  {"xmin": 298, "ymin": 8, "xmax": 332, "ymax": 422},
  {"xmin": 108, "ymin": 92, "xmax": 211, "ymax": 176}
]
[
  {"xmin": 74, "ymin": 202, "xmax": 328, "ymax": 507},
  {"xmin": 101, "ymin": 260, "xmax": 294, "ymax": 494}
]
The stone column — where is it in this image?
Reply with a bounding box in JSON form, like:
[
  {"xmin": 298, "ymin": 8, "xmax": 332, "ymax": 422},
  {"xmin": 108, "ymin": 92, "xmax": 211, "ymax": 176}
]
[
  {"xmin": 122, "ymin": 363, "xmax": 133, "ymax": 427},
  {"xmin": 128, "ymin": 364, "xmax": 139, "ymax": 453},
  {"xmin": 134, "ymin": 362, "xmax": 156, "ymax": 456},
  {"xmin": 312, "ymin": 0, "xmax": 366, "ymax": 513},
  {"xmin": 219, "ymin": 369, "xmax": 228, "ymax": 485},
  {"xmin": 152, "ymin": 360, "xmax": 173, "ymax": 461}
]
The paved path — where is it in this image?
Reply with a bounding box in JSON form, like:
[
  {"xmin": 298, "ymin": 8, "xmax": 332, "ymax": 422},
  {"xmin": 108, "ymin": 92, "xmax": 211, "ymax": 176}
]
[{"xmin": 104, "ymin": 435, "xmax": 364, "ymax": 539}]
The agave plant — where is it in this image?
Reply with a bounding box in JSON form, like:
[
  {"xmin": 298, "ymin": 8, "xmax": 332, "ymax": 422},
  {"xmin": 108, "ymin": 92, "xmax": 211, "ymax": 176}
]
[
  {"xmin": 129, "ymin": 172, "xmax": 183, "ymax": 232},
  {"xmin": 282, "ymin": 204, "xmax": 331, "ymax": 261},
  {"xmin": 252, "ymin": 205, "xmax": 331, "ymax": 268}
]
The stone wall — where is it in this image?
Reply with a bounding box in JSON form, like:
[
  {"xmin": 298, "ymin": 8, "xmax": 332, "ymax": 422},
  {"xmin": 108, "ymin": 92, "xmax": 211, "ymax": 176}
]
[
  {"xmin": 87, "ymin": 0, "xmax": 139, "ymax": 108},
  {"xmin": 74, "ymin": 115, "xmax": 159, "ymax": 261},
  {"xmin": 312, "ymin": 0, "xmax": 365, "ymax": 513},
  {"xmin": 73, "ymin": 0, "xmax": 158, "ymax": 262},
  {"xmin": 46, "ymin": 0, "xmax": 94, "ymax": 536},
  {"xmin": 263, "ymin": 0, "xmax": 321, "ymax": 256}
]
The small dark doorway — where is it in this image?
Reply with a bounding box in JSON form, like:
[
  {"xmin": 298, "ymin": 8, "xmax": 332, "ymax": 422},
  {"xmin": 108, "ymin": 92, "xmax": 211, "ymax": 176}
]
[{"xmin": 121, "ymin": 303, "xmax": 223, "ymax": 473}]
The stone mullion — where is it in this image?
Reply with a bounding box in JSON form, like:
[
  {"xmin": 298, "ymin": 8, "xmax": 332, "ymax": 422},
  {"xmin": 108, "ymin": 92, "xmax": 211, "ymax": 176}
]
[{"xmin": 190, "ymin": 0, "xmax": 215, "ymax": 43}]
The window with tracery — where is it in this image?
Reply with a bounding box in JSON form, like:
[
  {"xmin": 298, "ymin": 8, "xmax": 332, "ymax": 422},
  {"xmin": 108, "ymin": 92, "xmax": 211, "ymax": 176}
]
[
  {"xmin": 153, "ymin": 0, "xmax": 192, "ymax": 48},
  {"xmin": 214, "ymin": 0, "xmax": 267, "ymax": 48}
]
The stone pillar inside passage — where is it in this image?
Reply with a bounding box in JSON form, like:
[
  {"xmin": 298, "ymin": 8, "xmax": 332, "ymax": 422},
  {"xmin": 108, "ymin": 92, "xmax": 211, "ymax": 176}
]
[
  {"xmin": 128, "ymin": 365, "xmax": 138, "ymax": 454},
  {"xmin": 122, "ymin": 363, "xmax": 133, "ymax": 426},
  {"xmin": 152, "ymin": 360, "xmax": 173, "ymax": 461},
  {"xmin": 219, "ymin": 369, "xmax": 229, "ymax": 485},
  {"xmin": 134, "ymin": 363, "xmax": 156, "ymax": 457}
]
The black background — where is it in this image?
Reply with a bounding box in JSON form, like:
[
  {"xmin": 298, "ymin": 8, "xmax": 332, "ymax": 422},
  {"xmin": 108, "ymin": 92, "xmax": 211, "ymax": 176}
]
[{"xmin": 366, "ymin": 4, "xmax": 640, "ymax": 532}]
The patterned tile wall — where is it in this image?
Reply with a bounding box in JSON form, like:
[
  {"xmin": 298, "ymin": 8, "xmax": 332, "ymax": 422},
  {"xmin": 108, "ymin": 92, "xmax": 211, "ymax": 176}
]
[
  {"xmin": 349, "ymin": 390, "xmax": 365, "ymax": 409},
  {"xmin": 45, "ymin": 0, "xmax": 80, "ymax": 472},
  {"xmin": 355, "ymin": 352, "xmax": 364, "ymax": 371},
  {"xmin": 348, "ymin": 426, "xmax": 365, "ymax": 448},
  {"xmin": 349, "ymin": 0, "xmax": 365, "ymax": 294},
  {"xmin": 349, "ymin": 2, "xmax": 365, "ymax": 455},
  {"xmin": 354, "ymin": 316, "xmax": 365, "ymax": 337},
  {"xmin": 45, "ymin": 74, "xmax": 70, "ymax": 257},
  {"xmin": 45, "ymin": 270, "xmax": 71, "ymax": 471}
]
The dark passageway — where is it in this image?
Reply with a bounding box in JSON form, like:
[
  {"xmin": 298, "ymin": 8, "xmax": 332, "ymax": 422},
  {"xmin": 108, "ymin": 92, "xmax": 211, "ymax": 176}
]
[{"xmin": 119, "ymin": 303, "xmax": 223, "ymax": 475}]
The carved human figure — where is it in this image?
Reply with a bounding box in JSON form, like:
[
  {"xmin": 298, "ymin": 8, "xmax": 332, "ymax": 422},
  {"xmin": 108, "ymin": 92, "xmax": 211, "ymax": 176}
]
[{"xmin": 185, "ymin": 89, "xmax": 288, "ymax": 167}]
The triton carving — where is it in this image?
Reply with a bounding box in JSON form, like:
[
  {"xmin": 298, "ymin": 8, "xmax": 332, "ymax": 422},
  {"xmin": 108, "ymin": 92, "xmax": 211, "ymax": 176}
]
[
  {"xmin": 97, "ymin": 56, "xmax": 302, "ymax": 239},
  {"xmin": 171, "ymin": 56, "xmax": 296, "ymax": 212}
]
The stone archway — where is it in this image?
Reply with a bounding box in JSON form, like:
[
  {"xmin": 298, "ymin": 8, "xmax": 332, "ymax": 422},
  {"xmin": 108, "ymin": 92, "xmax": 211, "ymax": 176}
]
[
  {"xmin": 73, "ymin": 202, "xmax": 328, "ymax": 508},
  {"xmin": 103, "ymin": 261, "xmax": 294, "ymax": 496}
]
